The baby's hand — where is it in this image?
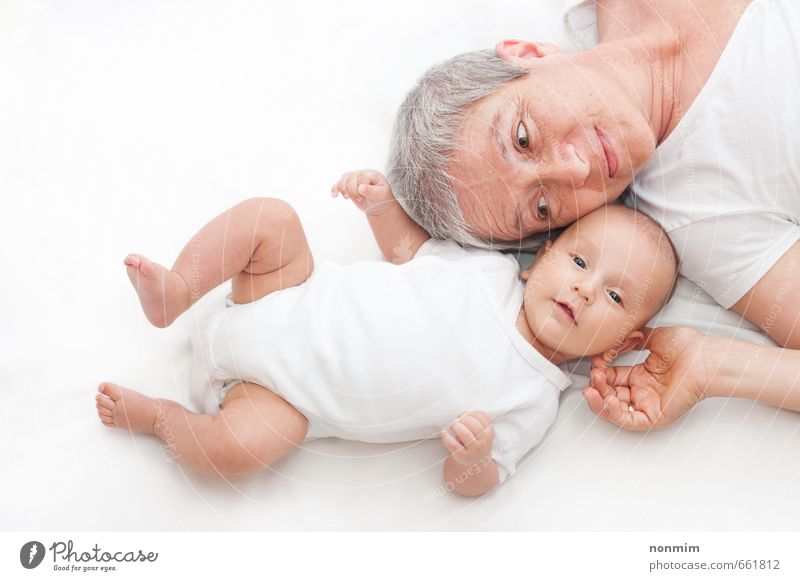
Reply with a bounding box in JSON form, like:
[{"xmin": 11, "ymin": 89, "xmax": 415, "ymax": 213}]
[
  {"xmin": 331, "ymin": 169, "xmax": 396, "ymax": 216},
  {"xmin": 440, "ymin": 411, "xmax": 495, "ymax": 467}
]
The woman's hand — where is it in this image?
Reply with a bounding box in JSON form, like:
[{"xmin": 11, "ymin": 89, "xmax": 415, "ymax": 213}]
[
  {"xmin": 583, "ymin": 326, "xmax": 711, "ymax": 430},
  {"xmin": 330, "ymin": 169, "xmax": 397, "ymax": 216}
]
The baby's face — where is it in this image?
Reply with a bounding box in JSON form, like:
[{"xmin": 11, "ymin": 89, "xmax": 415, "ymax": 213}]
[{"xmin": 521, "ymin": 208, "xmax": 675, "ymax": 361}]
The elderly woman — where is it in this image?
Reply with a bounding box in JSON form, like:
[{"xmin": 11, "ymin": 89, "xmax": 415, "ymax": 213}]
[{"xmin": 387, "ymin": 0, "xmax": 800, "ymax": 429}]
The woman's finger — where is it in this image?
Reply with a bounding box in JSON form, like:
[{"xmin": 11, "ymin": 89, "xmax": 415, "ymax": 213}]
[
  {"xmin": 583, "ymin": 386, "xmax": 605, "ymax": 416},
  {"xmin": 601, "ymin": 394, "xmax": 653, "ymax": 431},
  {"xmin": 590, "ymin": 367, "xmax": 615, "ymax": 399},
  {"xmin": 602, "ymin": 364, "xmax": 637, "ymax": 389}
]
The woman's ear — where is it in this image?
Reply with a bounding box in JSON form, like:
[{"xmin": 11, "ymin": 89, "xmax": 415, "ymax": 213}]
[
  {"xmin": 601, "ymin": 330, "xmax": 645, "ymax": 363},
  {"xmin": 495, "ymin": 40, "xmax": 562, "ymax": 65}
]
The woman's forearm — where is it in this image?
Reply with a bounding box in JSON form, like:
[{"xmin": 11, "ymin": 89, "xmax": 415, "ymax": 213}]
[{"xmin": 704, "ymin": 337, "xmax": 800, "ymax": 411}]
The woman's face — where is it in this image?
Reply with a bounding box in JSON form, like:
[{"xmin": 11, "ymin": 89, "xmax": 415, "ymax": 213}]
[{"xmin": 447, "ymin": 42, "xmax": 657, "ymax": 241}]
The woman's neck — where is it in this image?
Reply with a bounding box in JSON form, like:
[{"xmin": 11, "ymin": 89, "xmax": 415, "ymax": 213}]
[
  {"xmin": 593, "ymin": 31, "xmax": 684, "ymax": 148},
  {"xmin": 595, "ymin": 0, "xmax": 751, "ymax": 145}
]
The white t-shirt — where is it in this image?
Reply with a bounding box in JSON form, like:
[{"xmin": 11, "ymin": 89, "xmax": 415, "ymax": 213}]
[
  {"xmin": 189, "ymin": 239, "xmax": 572, "ymax": 483},
  {"xmin": 564, "ymin": 0, "xmax": 800, "ymax": 308}
]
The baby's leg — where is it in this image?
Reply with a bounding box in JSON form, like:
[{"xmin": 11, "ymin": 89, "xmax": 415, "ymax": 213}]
[
  {"xmin": 126, "ymin": 197, "xmax": 313, "ymax": 327},
  {"xmin": 96, "ymin": 382, "xmax": 308, "ymax": 479}
]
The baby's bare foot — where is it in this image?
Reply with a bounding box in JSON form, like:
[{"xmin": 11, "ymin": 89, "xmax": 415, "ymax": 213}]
[
  {"xmin": 124, "ymin": 253, "xmax": 189, "ymax": 328},
  {"xmin": 96, "ymin": 383, "xmax": 159, "ymax": 434}
]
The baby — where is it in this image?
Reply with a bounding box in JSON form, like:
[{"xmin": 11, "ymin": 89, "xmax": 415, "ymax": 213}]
[{"xmin": 95, "ymin": 170, "xmax": 677, "ymax": 496}]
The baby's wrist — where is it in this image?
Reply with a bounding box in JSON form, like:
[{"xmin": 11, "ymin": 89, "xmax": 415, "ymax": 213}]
[
  {"xmin": 451, "ymin": 449, "xmax": 494, "ymax": 468},
  {"xmin": 363, "ymin": 197, "xmax": 400, "ymax": 217}
]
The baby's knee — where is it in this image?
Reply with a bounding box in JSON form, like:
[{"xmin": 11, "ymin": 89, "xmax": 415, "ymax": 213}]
[{"xmin": 240, "ymin": 197, "xmax": 300, "ymax": 232}]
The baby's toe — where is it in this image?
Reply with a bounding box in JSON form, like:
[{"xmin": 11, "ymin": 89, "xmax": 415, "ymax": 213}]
[
  {"xmin": 98, "ymin": 382, "xmax": 122, "ymax": 402},
  {"xmin": 96, "ymin": 394, "xmax": 116, "ymax": 411},
  {"xmin": 124, "ymin": 254, "xmax": 141, "ymax": 268}
]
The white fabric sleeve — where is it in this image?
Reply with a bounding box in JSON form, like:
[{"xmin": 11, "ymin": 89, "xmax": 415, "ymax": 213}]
[
  {"xmin": 415, "ymin": 239, "xmax": 523, "ymax": 314},
  {"xmin": 414, "ymin": 238, "xmax": 495, "ymax": 260},
  {"xmin": 490, "ymin": 384, "xmax": 561, "ymax": 484},
  {"xmin": 562, "ymin": 0, "xmax": 597, "ymax": 50},
  {"xmin": 669, "ymin": 213, "xmax": 800, "ymax": 309}
]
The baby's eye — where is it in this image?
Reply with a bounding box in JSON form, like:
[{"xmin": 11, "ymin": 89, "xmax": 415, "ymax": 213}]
[
  {"xmin": 572, "ymin": 256, "xmax": 586, "ymax": 269},
  {"xmin": 608, "ymin": 290, "xmax": 622, "ymax": 305},
  {"xmin": 516, "ymin": 121, "xmax": 529, "ymax": 149}
]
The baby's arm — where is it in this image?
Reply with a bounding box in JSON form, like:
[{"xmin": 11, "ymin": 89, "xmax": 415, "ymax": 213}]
[
  {"xmin": 440, "ymin": 411, "xmax": 500, "ymax": 497},
  {"xmin": 331, "ymin": 169, "xmax": 430, "ymax": 264}
]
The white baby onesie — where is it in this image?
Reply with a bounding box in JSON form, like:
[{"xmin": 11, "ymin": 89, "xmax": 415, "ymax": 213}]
[{"xmin": 189, "ymin": 239, "xmax": 572, "ymax": 483}]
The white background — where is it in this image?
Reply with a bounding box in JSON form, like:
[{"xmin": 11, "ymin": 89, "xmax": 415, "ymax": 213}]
[{"xmin": 1, "ymin": 0, "xmax": 799, "ymax": 533}]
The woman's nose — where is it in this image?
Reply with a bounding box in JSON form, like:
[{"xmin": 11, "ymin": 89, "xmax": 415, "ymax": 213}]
[
  {"xmin": 558, "ymin": 142, "xmax": 590, "ymax": 188},
  {"xmin": 534, "ymin": 142, "xmax": 590, "ymax": 189}
]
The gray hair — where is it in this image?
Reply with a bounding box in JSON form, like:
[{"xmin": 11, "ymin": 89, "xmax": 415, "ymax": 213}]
[{"xmin": 387, "ymin": 49, "xmax": 535, "ymax": 251}]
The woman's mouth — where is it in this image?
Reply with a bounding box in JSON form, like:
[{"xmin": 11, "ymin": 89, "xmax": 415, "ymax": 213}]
[
  {"xmin": 595, "ymin": 127, "xmax": 618, "ymax": 178},
  {"xmin": 555, "ymin": 300, "xmax": 576, "ymax": 324}
]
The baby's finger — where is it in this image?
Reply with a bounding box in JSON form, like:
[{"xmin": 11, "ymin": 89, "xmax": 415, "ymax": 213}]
[
  {"xmin": 440, "ymin": 430, "xmax": 463, "ymax": 454},
  {"xmin": 356, "ymin": 172, "xmax": 378, "ymax": 187},
  {"xmin": 356, "ymin": 183, "xmax": 382, "ymax": 197},
  {"xmin": 458, "ymin": 415, "xmax": 487, "ymax": 438},
  {"xmin": 451, "ymin": 421, "xmax": 476, "ymax": 447},
  {"xmin": 468, "ymin": 410, "xmax": 492, "ymax": 427},
  {"xmin": 346, "ymin": 174, "xmax": 361, "ymax": 197}
]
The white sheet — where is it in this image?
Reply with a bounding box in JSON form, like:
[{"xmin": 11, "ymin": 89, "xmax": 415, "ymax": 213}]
[{"xmin": 2, "ymin": 0, "xmax": 798, "ymax": 531}]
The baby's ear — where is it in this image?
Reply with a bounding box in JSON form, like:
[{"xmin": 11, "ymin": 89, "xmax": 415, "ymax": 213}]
[{"xmin": 600, "ymin": 330, "xmax": 644, "ymax": 364}]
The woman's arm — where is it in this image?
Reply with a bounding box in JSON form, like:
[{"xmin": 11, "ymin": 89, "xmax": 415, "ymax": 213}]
[
  {"xmin": 583, "ymin": 326, "xmax": 800, "ymax": 430},
  {"xmin": 703, "ymin": 337, "xmax": 800, "ymax": 410},
  {"xmin": 731, "ymin": 240, "xmax": 800, "ymax": 349}
]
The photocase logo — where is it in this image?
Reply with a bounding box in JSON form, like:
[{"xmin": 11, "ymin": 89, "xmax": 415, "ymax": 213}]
[{"xmin": 20, "ymin": 541, "xmax": 46, "ymax": 569}]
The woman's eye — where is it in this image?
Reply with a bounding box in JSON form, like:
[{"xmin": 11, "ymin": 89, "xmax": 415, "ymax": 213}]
[
  {"xmin": 536, "ymin": 196, "xmax": 549, "ymax": 219},
  {"xmin": 608, "ymin": 290, "xmax": 622, "ymax": 305},
  {"xmin": 516, "ymin": 121, "xmax": 529, "ymax": 149},
  {"xmin": 572, "ymin": 256, "xmax": 586, "ymax": 269}
]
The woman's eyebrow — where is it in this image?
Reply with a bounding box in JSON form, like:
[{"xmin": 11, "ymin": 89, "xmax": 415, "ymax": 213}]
[{"xmin": 490, "ymin": 110, "xmax": 509, "ymax": 162}]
